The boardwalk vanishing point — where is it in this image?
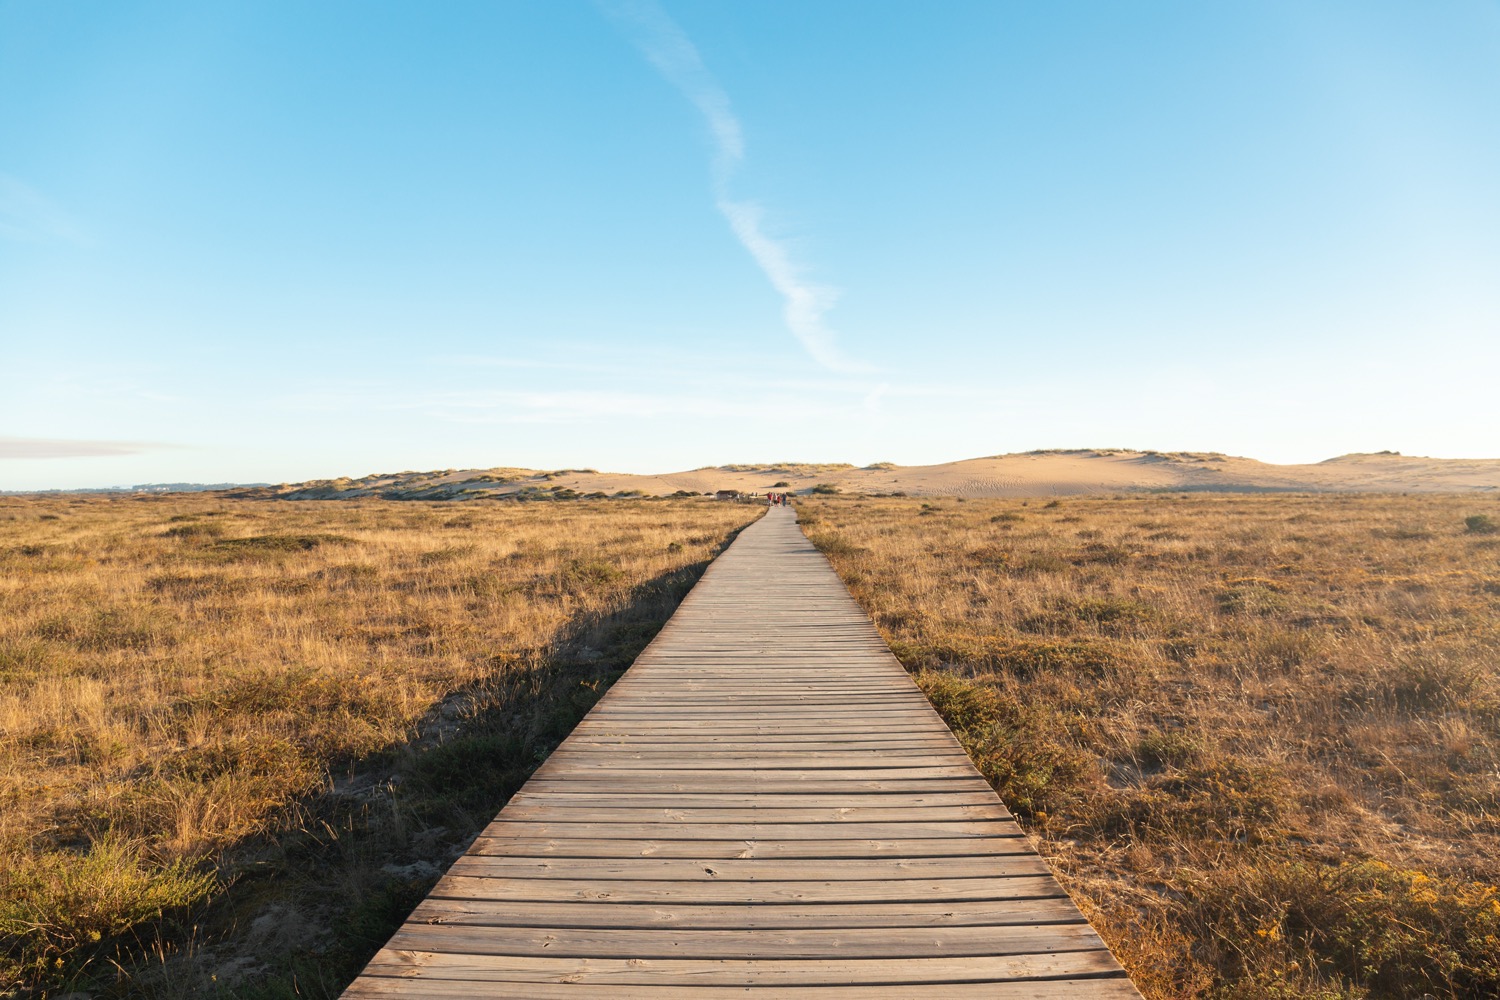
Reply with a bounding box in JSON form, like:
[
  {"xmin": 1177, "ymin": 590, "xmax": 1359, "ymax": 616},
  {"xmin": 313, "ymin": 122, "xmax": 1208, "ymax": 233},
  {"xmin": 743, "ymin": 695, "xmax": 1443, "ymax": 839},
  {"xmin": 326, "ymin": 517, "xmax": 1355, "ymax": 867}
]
[{"xmin": 344, "ymin": 505, "xmax": 1141, "ymax": 998}]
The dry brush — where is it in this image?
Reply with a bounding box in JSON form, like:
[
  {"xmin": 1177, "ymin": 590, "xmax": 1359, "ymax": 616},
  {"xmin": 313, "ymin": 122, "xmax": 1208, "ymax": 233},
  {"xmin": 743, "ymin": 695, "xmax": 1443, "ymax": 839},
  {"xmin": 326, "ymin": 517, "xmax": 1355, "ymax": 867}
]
[
  {"xmin": 0, "ymin": 494, "xmax": 758, "ymax": 997},
  {"xmin": 801, "ymin": 492, "xmax": 1500, "ymax": 1000}
]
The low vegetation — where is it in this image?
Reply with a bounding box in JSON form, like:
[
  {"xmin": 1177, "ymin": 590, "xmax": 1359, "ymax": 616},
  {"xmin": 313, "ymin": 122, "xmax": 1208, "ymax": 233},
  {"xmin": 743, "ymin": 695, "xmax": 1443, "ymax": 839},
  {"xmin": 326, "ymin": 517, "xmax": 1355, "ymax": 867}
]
[
  {"xmin": 0, "ymin": 494, "xmax": 758, "ymax": 997},
  {"xmin": 800, "ymin": 493, "xmax": 1500, "ymax": 1000}
]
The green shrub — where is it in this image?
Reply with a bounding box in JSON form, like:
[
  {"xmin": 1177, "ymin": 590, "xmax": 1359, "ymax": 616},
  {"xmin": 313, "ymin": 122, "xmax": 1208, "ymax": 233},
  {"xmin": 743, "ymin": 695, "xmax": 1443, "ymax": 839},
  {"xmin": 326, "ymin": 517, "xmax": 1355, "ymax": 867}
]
[
  {"xmin": 1074, "ymin": 542, "xmax": 1134, "ymax": 565},
  {"xmin": 807, "ymin": 532, "xmax": 863, "ymax": 557},
  {"xmin": 161, "ymin": 522, "xmax": 225, "ymax": 540},
  {"xmin": 1180, "ymin": 857, "xmax": 1500, "ymax": 999},
  {"xmin": 1068, "ymin": 596, "xmax": 1161, "ymax": 633},
  {"xmin": 213, "ymin": 533, "xmax": 352, "ymax": 554},
  {"xmin": 1216, "ymin": 578, "xmax": 1293, "ymax": 616},
  {"xmin": 1134, "ymin": 729, "xmax": 1201, "ymax": 768},
  {"xmin": 917, "ymin": 670, "xmax": 1093, "ymax": 818},
  {"xmin": 565, "ymin": 559, "xmax": 624, "ymax": 588},
  {"xmin": 891, "ymin": 633, "xmax": 1118, "ymax": 679},
  {"xmin": 32, "ymin": 606, "xmax": 178, "ymax": 651},
  {"xmin": 1011, "ymin": 552, "xmax": 1070, "ymax": 574},
  {"xmin": 0, "ymin": 835, "xmax": 215, "ymax": 987}
]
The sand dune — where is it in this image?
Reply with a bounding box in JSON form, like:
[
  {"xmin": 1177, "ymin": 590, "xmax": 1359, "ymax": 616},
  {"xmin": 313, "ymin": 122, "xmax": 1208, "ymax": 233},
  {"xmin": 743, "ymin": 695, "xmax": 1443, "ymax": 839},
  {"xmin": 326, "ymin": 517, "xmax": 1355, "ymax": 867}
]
[{"xmin": 236, "ymin": 450, "xmax": 1500, "ymax": 502}]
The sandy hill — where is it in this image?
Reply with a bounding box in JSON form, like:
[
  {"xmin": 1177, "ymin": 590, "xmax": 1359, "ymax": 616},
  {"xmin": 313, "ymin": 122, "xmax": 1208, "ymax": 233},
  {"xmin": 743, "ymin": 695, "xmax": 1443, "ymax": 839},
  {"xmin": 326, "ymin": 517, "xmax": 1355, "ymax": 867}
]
[{"xmin": 231, "ymin": 450, "xmax": 1500, "ymax": 502}]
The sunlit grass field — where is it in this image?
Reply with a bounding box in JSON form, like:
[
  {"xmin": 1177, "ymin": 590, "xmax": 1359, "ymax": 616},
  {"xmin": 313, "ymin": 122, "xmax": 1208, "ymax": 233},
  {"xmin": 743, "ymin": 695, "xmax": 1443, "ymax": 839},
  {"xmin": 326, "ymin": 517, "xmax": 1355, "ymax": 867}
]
[
  {"xmin": 7, "ymin": 488, "xmax": 1497, "ymax": 998},
  {"xmin": 800, "ymin": 492, "xmax": 1500, "ymax": 1000},
  {"xmin": 0, "ymin": 494, "xmax": 759, "ymax": 997}
]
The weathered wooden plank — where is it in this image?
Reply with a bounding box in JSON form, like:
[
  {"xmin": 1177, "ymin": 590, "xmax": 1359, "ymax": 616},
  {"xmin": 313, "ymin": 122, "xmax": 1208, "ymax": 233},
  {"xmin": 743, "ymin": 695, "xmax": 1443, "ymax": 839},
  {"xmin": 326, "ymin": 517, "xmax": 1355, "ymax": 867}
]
[
  {"xmin": 553, "ymin": 741, "xmax": 967, "ymax": 753},
  {"xmin": 531, "ymin": 766, "xmax": 984, "ymax": 779},
  {"xmin": 465, "ymin": 836, "xmax": 1030, "ymax": 859},
  {"xmin": 356, "ymin": 949, "xmax": 1127, "ymax": 985},
  {"xmin": 407, "ymin": 896, "xmax": 1086, "ymax": 929},
  {"xmin": 505, "ymin": 791, "xmax": 1005, "ymax": 807},
  {"xmin": 345, "ymin": 979, "xmax": 1141, "ymax": 999},
  {"xmin": 598, "ymin": 696, "xmax": 928, "ymax": 705},
  {"xmin": 572, "ymin": 719, "xmax": 932, "ymax": 730},
  {"xmin": 491, "ymin": 805, "xmax": 1013, "ymax": 824},
  {"xmin": 386, "ymin": 920, "xmax": 1108, "ymax": 959},
  {"xmin": 428, "ymin": 875, "xmax": 1070, "ymax": 903},
  {"xmin": 518, "ymin": 777, "xmax": 1000, "ymax": 793},
  {"xmin": 478, "ymin": 821, "xmax": 1023, "ymax": 840},
  {"xmin": 543, "ymin": 751, "xmax": 976, "ymax": 765},
  {"xmin": 446, "ymin": 855, "xmax": 1053, "ymax": 881},
  {"xmin": 594, "ymin": 705, "xmax": 928, "ymax": 712}
]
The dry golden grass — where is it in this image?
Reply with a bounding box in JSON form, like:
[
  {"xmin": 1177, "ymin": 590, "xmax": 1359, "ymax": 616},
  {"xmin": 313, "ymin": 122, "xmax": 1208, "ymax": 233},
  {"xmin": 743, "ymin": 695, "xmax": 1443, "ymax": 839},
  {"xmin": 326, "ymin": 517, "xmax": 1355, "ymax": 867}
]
[
  {"xmin": 800, "ymin": 493, "xmax": 1500, "ymax": 1000},
  {"xmin": 0, "ymin": 494, "xmax": 759, "ymax": 997}
]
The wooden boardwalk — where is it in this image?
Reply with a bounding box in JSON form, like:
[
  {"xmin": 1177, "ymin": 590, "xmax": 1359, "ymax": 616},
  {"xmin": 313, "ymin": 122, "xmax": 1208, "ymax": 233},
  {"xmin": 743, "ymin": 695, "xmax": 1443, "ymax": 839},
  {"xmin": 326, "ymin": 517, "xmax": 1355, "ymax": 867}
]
[{"xmin": 344, "ymin": 506, "xmax": 1139, "ymax": 998}]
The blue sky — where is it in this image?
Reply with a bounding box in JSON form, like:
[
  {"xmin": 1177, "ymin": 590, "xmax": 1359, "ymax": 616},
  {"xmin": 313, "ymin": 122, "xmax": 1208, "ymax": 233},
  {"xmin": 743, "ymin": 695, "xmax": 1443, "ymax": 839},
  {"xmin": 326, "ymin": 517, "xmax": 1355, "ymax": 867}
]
[{"xmin": 3, "ymin": 1, "xmax": 1497, "ymax": 489}]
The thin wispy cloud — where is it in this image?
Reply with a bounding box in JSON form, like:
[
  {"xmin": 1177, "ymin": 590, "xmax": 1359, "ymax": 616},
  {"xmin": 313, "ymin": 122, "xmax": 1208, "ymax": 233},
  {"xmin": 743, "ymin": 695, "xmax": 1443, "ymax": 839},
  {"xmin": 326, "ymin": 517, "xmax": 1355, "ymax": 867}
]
[
  {"xmin": 0, "ymin": 437, "xmax": 164, "ymax": 460},
  {"xmin": 599, "ymin": 0, "xmax": 868, "ymax": 373}
]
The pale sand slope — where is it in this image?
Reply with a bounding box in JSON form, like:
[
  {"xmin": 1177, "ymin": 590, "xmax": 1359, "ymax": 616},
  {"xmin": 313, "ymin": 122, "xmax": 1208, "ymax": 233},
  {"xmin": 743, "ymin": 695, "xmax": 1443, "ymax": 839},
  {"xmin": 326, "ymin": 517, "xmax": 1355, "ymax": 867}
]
[{"xmin": 239, "ymin": 451, "xmax": 1500, "ymax": 501}]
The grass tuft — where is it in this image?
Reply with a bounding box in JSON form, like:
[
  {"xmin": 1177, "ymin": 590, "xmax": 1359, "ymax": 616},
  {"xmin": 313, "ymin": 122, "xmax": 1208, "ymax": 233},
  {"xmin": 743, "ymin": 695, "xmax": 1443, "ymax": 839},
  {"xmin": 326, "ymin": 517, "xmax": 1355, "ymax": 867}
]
[
  {"xmin": 1464, "ymin": 514, "xmax": 1497, "ymax": 535},
  {"xmin": 0, "ymin": 834, "xmax": 215, "ymax": 985},
  {"xmin": 213, "ymin": 533, "xmax": 353, "ymax": 553}
]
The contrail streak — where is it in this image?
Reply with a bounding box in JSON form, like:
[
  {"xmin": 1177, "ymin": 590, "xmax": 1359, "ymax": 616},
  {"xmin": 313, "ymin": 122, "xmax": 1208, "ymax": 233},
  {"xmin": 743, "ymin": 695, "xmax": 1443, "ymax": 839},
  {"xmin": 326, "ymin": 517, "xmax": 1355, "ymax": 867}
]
[{"xmin": 599, "ymin": 0, "xmax": 867, "ymax": 373}]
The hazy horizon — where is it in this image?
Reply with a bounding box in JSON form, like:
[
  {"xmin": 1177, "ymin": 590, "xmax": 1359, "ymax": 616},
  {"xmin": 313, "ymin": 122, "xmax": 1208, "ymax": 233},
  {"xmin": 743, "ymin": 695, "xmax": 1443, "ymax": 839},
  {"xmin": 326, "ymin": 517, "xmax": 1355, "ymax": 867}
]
[{"xmin": 5, "ymin": 444, "xmax": 1496, "ymax": 495}]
